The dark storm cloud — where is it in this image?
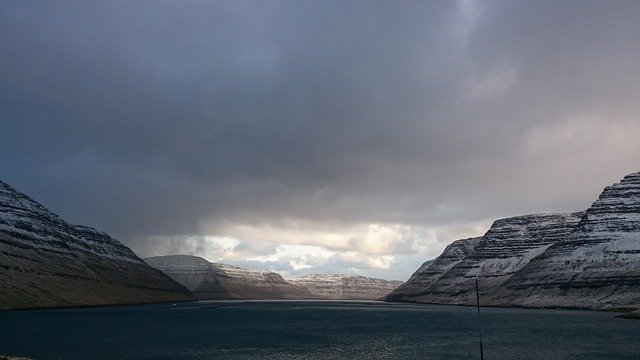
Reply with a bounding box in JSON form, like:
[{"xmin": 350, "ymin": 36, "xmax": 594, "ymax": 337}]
[{"xmin": 1, "ymin": 0, "xmax": 639, "ymax": 256}]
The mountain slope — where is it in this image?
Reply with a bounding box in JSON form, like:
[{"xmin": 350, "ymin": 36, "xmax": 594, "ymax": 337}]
[
  {"xmin": 386, "ymin": 171, "xmax": 640, "ymax": 310},
  {"xmin": 485, "ymin": 171, "xmax": 640, "ymax": 309},
  {"xmin": 145, "ymin": 255, "xmax": 315, "ymax": 300},
  {"xmin": 0, "ymin": 180, "xmax": 195, "ymax": 310},
  {"xmin": 387, "ymin": 213, "xmax": 583, "ymax": 304},
  {"xmin": 287, "ymin": 274, "xmax": 403, "ymax": 300},
  {"xmin": 386, "ymin": 237, "xmax": 481, "ymax": 302}
]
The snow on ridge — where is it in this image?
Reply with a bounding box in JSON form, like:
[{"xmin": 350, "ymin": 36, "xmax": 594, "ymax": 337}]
[
  {"xmin": 145, "ymin": 254, "xmax": 211, "ymax": 270},
  {"xmin": 387, "ymin": 171, "xmax": 640, "ymax": 309},
  {"xmin": 287, "ymin": 273, "xmax": 402, "ymax": 284},
  {"xmin": 0, "ymin": 179, "xmax": 142, "ymax": 264},
  {"xmin": 145, "ymin": 255, "xmax": 286, "ymax": 282},
  {"xmin": 210, "ymin": 262, "xmax": 289, "ymax": 283},
  {"xmin": 287, "ymin": 273, "xmax": 403, "ymax": 300}
]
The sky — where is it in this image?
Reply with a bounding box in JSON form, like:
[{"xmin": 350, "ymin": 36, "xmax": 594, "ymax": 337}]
[{"xmin": 1, "ymin": 0, "xmax": 639, "ymax": 280}]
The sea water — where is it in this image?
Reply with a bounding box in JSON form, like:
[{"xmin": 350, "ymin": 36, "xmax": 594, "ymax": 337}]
[{"xmin": 0, "ymin": 301, "xmax": 638, "ymax": 359}]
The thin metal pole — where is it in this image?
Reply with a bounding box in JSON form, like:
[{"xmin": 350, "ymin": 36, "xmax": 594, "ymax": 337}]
[{"xmin": 475, "ymin": 278, "xmax": 484, "ymax": 360}]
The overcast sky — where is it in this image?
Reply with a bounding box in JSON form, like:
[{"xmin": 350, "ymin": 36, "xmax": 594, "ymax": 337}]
[{"xmin": 1, "ymin": 0, "xmax": 639, "ymax": 280}]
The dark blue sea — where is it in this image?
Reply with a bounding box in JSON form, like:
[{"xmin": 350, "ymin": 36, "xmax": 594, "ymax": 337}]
[{"xmin": 1, "ymin": 301, "xmax": 638, "ymax": 359}]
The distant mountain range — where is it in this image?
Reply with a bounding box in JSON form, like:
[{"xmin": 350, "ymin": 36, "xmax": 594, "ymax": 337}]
[
  {"xmin": 0, "ymin": 180, "xmax": 194, "ymax": 310},
  {"xmin": 144, "ymin": 255, "xmax": 314, "ymax": 300},
  {"xmin": 1, "ymin": 171, "xmax": 637, "ymax": 311},
  {"xmin": 0, "ymin": 178, "xmax": 401, "ymax": 310},
  {"xmin": 387, "ymin": 171, "xmax": 640, "ymax": 311},
  {"xmin": 287, "ymin": 274, "xmax": 403, "ymax": 300},
  {"xmin": 144, "ymin": 255, "xmax": 403, "ymax": 300}
]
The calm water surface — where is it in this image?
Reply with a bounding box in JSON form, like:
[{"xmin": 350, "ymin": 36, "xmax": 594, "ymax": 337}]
[{"xmin": 0, "ymin": 301, "xmax": 638, "ymax": 359}]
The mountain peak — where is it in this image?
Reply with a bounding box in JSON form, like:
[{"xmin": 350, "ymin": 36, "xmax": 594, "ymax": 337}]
[
  {"xmin": 144, "ymin": 254, "xmax": 314, "ymax": 300},
  {"xmin": 0, "ymin": 179, "xmax": 195, "ymax": 310},
  {"xmin": 387, "ymin": 171, "xmax": 640, "ymax": 309}
]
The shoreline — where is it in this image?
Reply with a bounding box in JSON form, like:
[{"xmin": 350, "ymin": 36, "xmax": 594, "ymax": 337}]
[
  {"xmin": 0, "ymin": 299, "xmax": 197, "ymax": 312},
  {"xmin": 382, "ymin": 299, "xmax": 640, "ymax": 319},
  {"xmin": 2, "ymin": 298, "xmax": 638, "ymax": 319}
]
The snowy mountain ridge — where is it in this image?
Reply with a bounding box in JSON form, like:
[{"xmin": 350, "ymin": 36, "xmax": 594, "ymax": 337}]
[
  {"xmin": 0, "ymin": 180, "xmax": 195, "ymax": 310},
  {"xmin": 0, "ymin": 180, "xmax": 142, "ymax": 264},
  {"xmin": 145, "ymin": 255, "xmax": 405, "ymax": 301},
  {"xmin": 485, "ymin": 171, "xmax": 640, "ymax": 308},
  {"xmin": 387, "ymin": 171, "xmax": 640, "ymax": 310},
  {"xmin": 144, "ymin": 255, "xmax": 315, "ymax": 300},
  {"xmin": 287, "ymin": 273, "xmax": 403, "ymax": 300}
]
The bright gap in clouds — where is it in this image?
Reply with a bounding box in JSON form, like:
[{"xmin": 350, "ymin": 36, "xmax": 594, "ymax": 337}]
[{"xmin": 134, "ymin": 220, "xmax": 493, "ymax": 281}]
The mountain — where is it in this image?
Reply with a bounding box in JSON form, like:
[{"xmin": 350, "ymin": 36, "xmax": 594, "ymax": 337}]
[
  {"xmin": 387, "ymin": 171, "xmax": 640, "ymax": 310},
  {"xmin": 387, "ymin": 213, "xmax": 583, "ymax": 304},
  {"xmin": 386, "ymin": 237, "xmax": 481, "ymax": 302},
  {"xmin": 0, "ymin": 180, "xmax": 195, "ymax": 310},
  {"xmin": 485, "ymin": 171, "xmax": 640, "ymax": 309},
  {"xmin": 144, "ymin": 255, "xmax": 315, "ymax": 300},
  {"xmin": 287, "ymin": 274, "xmax": 403, "ymax": 300}
]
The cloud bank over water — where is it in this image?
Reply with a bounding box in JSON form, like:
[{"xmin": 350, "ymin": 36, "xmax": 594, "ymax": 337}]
[{"xmin": 1, "ymin": 1, "xmax": 639, "ymax": 279}]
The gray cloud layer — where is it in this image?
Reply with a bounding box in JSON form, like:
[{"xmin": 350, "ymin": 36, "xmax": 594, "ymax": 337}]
[{"xmin": 2, "ymin": 1, "xmax": 639, "ymax": 279}]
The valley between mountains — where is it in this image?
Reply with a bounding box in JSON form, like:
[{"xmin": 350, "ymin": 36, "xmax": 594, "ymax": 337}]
[{"xmin": 1, "ymin": 172, "xmax": 638, "ymax": 315}]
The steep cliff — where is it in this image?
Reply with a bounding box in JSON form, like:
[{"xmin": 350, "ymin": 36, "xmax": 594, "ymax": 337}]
[
  {"xmin": 386, "ymin": 237, "xmax": 481, "ymax": 302},
  {"xmin": 145, "ymin": 255, "xmax": 314, "ymax": 300},
  {"xmin": 0, "ymin": 180, "xmax": 195, "ymax": 310},
  {"xmin": 387, "ymin": 213, "xmax": 583, "ymax": 304},
  {"xmin": 386, "ymin": 171, "xmax": 640, "ymax": 310},
  {"xmin": 287, "ymin": 274, "xmax": 403, "ymax": 300},
  {"xmin": 486, "ymin": 171, "xmax": 640, "ymax": 309}
]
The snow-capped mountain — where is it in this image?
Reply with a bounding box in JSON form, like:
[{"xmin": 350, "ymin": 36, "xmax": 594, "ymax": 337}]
[
  {"xmin": 0, "ymin": 180, "xmax": 195, "ymax": 310},
  {"xmin": 486, "ymin": 171, "xmax": 640, "ymax": 309},
  {"xmin": 386, "ymin": 237, "xmax": 481, "ymax": 302},
  {"xmin": 287, "ymin": 274, "xmax": 403, "ymax": 300},
  {"xmin": 387, "ymin": 171, "xmax": 640, "ymax": 310},
  {"xmin": 387, "ymin": 212, "xmax": 583, "ymax": 304},
  {"xmin": 144, "ymin": 255, "xmax": 314, "ymax": 300}
]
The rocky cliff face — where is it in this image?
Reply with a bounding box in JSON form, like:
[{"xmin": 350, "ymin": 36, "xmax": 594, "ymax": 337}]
[
  {"xmin": 386, "ymin": 237, "xmax": 481, "ymax": 302},
  {"xmin": 144, "ymin": 255, "xmax": 315, "ymax": 300},
  {"xmin": 287, "ymin": 274, "xmax": 403, "ymax": 300},
  {"xmin": 387, "ymin": 213, "xmax": 583, "ymax": 304},
  {"xmin": 486, "ymin": 172, "xmax": 640, "ymax": 309},
  {"xmin": 0, "ymin": 180, "xmax": 195, "ymax": 310},
  {"xmin": 386, "ymin": 171, "xmax": 640, "ymax": 310}
]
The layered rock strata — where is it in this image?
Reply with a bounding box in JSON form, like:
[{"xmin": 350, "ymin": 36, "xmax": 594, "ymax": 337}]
[
  {"xmin": 386, "ymin": 237, "xmax": 481, "ymax": 302},
  {"xmin": 486, "ymin": 172, "xmax": 640, "ymax": 309},
  {"xmin": 287, "ymin": 274, "xmax": 403, "ymax": 300},
  {"xmin": 387, "ymin": 213, "xmax": 583, "ymax": 304},
  {"xmin": 145, "ymin": 255, "xmax": 315, "ymax": 300},
  {"xmin": 0, "ymin": 180, "xmax": 195, "ymax": 310},
  {"xmin": 387, "ymin": 171, "xmax": 640, "ymax": 310}
]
